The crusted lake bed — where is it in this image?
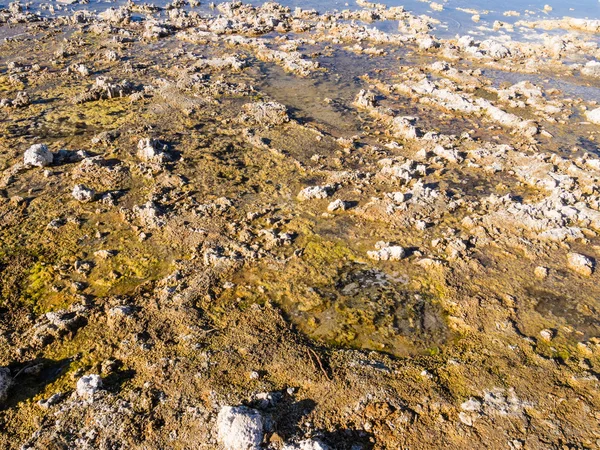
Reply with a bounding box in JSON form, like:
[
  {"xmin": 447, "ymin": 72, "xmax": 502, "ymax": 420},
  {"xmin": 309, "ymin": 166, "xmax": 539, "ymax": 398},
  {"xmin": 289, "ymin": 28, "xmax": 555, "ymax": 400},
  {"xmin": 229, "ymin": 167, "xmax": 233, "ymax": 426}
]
[{"xmin": 0, "ymin": 0, "xmax": 600, "ymax": 448}]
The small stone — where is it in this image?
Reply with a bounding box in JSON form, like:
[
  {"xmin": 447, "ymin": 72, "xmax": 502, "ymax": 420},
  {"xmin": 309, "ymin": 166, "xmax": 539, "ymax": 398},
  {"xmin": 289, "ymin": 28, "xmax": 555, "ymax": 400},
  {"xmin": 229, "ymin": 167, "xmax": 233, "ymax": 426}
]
[
  {"xmin": 586, "ymin": 107, "xmax": 600, "ymax": 125},
  {"xmin": 72, "ymin": 184, "xmax": 95, "ymax": 202},
  {"xmin": 76, "ymin": 64, "xmax": 90, "ymax": 76},
  {"xmin": 76, "ymin": 374, "xmax": 103, "ymax": 399},
  {"xmin": 534, "ymin": 266, "xmax": 549, "ymax": 279},
  {"xmin": 539, "ymin": 329, "xmax": 554, "ymax": 341},
  {"xmin": 217, "ymin": 405, "xmax": 264, "ymax": 450},
  {"xmin": 105, "ymin": 50, "xmax": 119, "ymax": 62},
  {"xmin": 415, "ymin": 220, "xmax": 428, "ymax": 230},
  {"xmin": 94, "ymin": 249, "xmax": 117, "ymax": 259},
  {"xmin": 567, "ymin": 252, "xmax": 594, "ymax": 276},
  {"xmin": 298, "ymin": 185, "xmax": 335, "ymax": 201},
  {"xmin": 327, "ymin": 199, "xmax": 349, "ymax": 212},
  {"xmin": 367, "ymin": 242, "xmax": 406, "ymax": 261},
  {"xmin": 242, "ymin": 101, "xmax": 289, "ymax": 126},
  {"xmin": 24, "ymin": 143, "xmax": 53, "ymax": 167}
]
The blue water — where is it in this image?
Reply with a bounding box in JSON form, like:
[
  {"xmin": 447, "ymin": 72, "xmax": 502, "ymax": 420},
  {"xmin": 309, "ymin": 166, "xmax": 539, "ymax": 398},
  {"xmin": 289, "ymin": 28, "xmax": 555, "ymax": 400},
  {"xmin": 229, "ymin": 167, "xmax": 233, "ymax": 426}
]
[{"xmin": 6, "ymin": 0, "xmax": 600, "ymax": 39}]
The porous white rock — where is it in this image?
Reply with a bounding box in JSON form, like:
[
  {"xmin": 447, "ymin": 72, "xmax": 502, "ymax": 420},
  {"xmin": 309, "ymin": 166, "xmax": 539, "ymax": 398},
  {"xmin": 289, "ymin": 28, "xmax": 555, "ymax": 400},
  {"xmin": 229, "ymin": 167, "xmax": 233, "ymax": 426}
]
[
  {"xmin": 72, "ymin": 184, "xmax": 95, "ymax": 202},
  {"xmin": 24, "ymin": 143, "xmax": 53, "ymax": 167},
  {"xmin": 581, "ymin": 61, "xmax": 600, "ymax": 78},
  {"xmin": 354, "ymin": 89, "xmax": 376, "ymax": 108},
  {"xmin": 76, "ymin": 374, "xmax": 103, "ymax": 398},
  {"xmin": 418, "ymin": 37, "xmax": 439, "ymax": 51},
  {"xmin": 534, "ymin": 266, "xmax": 549, "ymax": 279},
  {"xmin": 367, "ymin": 241, "xmax": 406, "ymax": 261},
  {"xmin": 298, "ymin": 185, "xmax": 335, "ymax": 201},
  {"xmin": 137, "ymin": 138, "xmax": 167, "ymax": 162},
  {"xmin": 327, "ymin": 199, "xmax": 349, "ymax": 212},
  {"xmin": 585, "ymin": 107, "xmax": 600, "ymax": 125},
  {"xmin": 217, "ymin": 405, "xmax": 264, "ymax": 450},
  {"xmin": 567, "ymin": 252, "xmax": 594, "ymax": 276},
  {"xmin": 283, "ymin": 439, "xmax": 331, "ymax": 450}
]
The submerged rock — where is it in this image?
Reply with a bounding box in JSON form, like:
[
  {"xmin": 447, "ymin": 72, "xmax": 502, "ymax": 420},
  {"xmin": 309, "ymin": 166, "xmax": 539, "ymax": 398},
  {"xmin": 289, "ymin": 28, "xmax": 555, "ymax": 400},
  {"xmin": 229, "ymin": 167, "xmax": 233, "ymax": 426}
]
[
  {"xmin": 242, "ymin": 101, "xmax": 289, "ymax": 126},
  {"xmin": 24, "ymin": 143, "xmax": 53, "ymax": 167},
  {"xmin": 216, "ymin": 405, "xmax": 264, "ymax": 450}
]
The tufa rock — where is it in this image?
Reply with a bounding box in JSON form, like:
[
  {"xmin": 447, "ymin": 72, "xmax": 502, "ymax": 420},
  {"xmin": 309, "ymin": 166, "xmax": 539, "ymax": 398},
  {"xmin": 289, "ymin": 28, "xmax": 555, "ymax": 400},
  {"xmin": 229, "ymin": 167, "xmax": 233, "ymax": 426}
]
[
  {"xmin": 72, "ymin": 184, "xmax": 95, "ymax": 202},
  {"xmin": 298, "ymin": 185, "xmax": 335, "ymax": 201},
  {"xmin": 567, "ymin": 252, "xmax": 594, "ymax": 276},
  {"xmin": 24, "ymin": 143, "xmax": 53, "ymax": 167},
  {"xmin": 217, "ymin": 405, "xmax": 264, "ymax": 450},
  {"xmin": 76, "ymin": 374, "xmax": 103, "ymax": 399}
]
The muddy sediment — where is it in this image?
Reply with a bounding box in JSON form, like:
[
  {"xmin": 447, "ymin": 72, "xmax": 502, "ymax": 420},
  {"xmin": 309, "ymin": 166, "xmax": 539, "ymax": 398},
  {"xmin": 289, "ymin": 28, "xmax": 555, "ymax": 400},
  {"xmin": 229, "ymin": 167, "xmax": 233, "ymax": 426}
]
[{"xmin": 0, "ymin": 1, "xmax": 599, "ymax": 449}]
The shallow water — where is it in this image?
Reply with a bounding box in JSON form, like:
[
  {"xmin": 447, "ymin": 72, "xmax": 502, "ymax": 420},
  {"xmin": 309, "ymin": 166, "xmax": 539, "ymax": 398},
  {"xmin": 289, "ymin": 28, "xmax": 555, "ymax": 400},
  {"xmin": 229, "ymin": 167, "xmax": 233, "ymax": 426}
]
[{"xmin": 13, "ymin": 0, "xmax": 600, "ymax": 40}]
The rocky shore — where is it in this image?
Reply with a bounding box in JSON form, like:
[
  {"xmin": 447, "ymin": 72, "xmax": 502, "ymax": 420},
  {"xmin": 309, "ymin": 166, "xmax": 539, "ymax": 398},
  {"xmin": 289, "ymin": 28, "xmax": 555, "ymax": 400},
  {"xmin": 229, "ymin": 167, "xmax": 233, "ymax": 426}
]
[{"xmin": 0, "ymin": 1, "xmax": 599, "ymax": 448}]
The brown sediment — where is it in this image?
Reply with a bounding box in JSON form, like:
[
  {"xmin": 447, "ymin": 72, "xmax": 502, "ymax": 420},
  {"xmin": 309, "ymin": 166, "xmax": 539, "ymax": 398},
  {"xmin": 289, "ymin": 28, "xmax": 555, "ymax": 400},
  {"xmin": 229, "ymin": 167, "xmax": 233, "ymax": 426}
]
[{"xmin": 0, "ymin": 1, "xmax": 599, "ymax": 449}]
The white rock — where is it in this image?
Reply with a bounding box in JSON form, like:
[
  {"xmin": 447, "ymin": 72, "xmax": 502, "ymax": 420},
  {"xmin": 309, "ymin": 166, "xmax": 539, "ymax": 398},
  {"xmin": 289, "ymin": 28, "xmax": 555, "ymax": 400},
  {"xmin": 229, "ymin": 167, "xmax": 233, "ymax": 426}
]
[
  {"xmin": 567, "ymin": 252, "xmax": 594, "ymax": 276},
  {"xmin": 283, "ymin": 439, "xmax": 331, "ymax": 450},
  {"xmin": 105, "ymin": 50, "xmax": 119, "ymax": 62},
  {"xmin": 0, "ymin": 368, "xmax": 12, "ymax": 405},
  {"xmin": 327, "ymin": 199, "xmax": 349, "ymax": 212},
  {"xmin": 217, "ymin": 405, "xmax": 264, "ymax": 450},
  {"xmin": 368, "ymin": 242, "xmax": 406, "ymax": 261},
  {"xmin": 137, "ymin": 138, "xmax": 167, "ymax": 162},
  {"xmin": 586, "ymin": 107, "xmax": 600, "ymax": 125},
  {"xmin": 418, "ymin": 37, "xmax": 439, "ymax": 51},
  {"xmin": 298, "ymin": 185, "xmax": 335, "ymax": 201},
  {"xmin": 24, "ymin": 143, "xmax": 53, "ymax": 167},
  {"xmin": 534, "ymin": 266, "xmax": 549, "ymax": 279},
  {"xmin": 76, "ymin": 64, "xmax": 90, "ymax": 76},
  {"xmin": 72, "ymin": 184, "xmax": 95, "ymax": 202},
  {"xmin": 581, "ymin": 61, "xmax": 600, "ymax": 77},
  {"xmin": 76, "ymin": 374, "xmax": 103, "ymax": 398},
  {"xmin": 539, "ymin": 329, "xmax": 553, "ymax": 341},
  {"xmin": 387, "ymin": 192, "xmax": 406, "ymax": 203},
  {"xmin": 461, "ymin": 398, "xmax": 482, "ymax": 412}
]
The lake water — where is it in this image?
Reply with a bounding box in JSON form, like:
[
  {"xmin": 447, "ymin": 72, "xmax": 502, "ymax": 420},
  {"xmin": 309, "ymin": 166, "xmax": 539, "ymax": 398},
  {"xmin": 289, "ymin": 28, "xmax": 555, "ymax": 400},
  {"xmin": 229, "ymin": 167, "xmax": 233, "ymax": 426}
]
[{"xmin": 15, "ymin": 0, "xmax": 600, "ymax": 38}]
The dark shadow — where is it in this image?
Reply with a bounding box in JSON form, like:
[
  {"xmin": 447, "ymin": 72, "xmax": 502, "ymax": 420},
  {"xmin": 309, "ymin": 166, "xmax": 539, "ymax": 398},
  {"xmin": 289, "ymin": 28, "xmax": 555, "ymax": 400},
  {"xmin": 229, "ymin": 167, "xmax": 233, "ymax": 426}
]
[
  {"xmin": 53, "ymin": 149, "xmax": 99, "ymax": 165},
  {"xmin": 31, "ymin": 97, "xmax": 60, "ymax": 106},
  {"xmin": 103, "ymin": 368, "xmax": 136, "ymax": 394},
  {"xmin": 3, "ymin": 357, "xmax": 73, "ymax": 409},
  {"xmin": 247, "ymin": 393, "xmax": 317, "ymax": 441},
  {"xmin": 262, "ymin": 393, "xmax": 375, "ymax": 449},
  {"xmin": 318, "ymin": 428, "xmax": 375, "ymax": 450}
]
